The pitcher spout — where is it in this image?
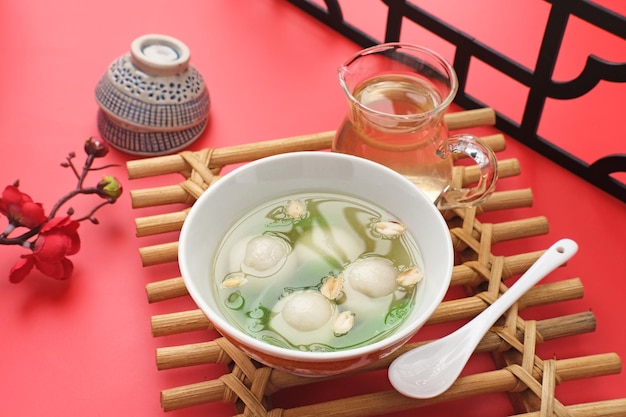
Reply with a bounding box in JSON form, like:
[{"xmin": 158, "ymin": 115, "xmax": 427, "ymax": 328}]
[{"xmin": 337, "ymin": 65, "xmax": 352, "ymax": 97}]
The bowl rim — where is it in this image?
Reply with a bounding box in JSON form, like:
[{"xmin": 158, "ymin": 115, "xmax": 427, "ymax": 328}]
[{"xmin": 179, "ymin": 151, "xmax": 453, "ymax": 363}]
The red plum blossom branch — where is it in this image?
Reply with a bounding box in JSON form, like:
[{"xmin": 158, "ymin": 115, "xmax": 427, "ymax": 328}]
[{"xmin": 0, "ymin": 137, "xmax": 122, "ymax": 283}]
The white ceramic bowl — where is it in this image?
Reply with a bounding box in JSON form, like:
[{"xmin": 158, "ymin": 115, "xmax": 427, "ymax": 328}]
[{"xmin": 179, "ymin": 152, "xmax": 453, "ymax": 376}]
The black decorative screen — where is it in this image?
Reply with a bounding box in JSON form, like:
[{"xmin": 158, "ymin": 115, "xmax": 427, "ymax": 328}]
[{"xmin": 287, "ymin": 0, "xmax": 626, "ymax": 203}]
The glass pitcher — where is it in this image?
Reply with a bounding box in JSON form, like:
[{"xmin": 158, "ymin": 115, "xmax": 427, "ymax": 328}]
[{"xmin": 333, "ymin": 43, "xmax": 498, "ymax": 209}]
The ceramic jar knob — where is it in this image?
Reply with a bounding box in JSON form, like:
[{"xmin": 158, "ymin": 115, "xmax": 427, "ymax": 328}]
[{"xmin": 95, "ymin": 34, "xmax": 210, "ymax": 156}]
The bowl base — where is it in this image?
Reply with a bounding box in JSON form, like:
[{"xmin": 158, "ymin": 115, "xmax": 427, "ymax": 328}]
[{"xmin": 97, "ymin": 109, "xmax": 208, "ymax": 156}]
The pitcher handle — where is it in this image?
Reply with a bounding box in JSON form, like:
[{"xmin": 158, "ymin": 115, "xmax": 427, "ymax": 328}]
[{"xmin": 437, "ymin": 134, "xmax": 498, "ymax": 210}]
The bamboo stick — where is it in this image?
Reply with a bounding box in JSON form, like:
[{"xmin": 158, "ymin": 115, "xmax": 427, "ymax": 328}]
[
  {"xmin": 448, "ymin": 216, "xmax": 548, "ymax": 251},
  {"xmin": 128, "ymin": 153, "xmax": 518, "ymax": 209},
  {"xmin": 158, "ymin": 312, "xmax": 596, "ymax": 409},
  {"xmin": 160, "ymin": 353, "xmax": 620, "ymax": 412},
  {"xmin": 157, "ymin": 341, "xmax": 224, "ymax": 370},
  {"xmin": 161, "ymin": 379, "xmax": 227, "ymax": 412},
  {"xmin": 482, "ymin": 216, "xmax": 549, "ymax": 244},
  {"xmin": 136, "ymin": 212, "xmax": 548, "ymax": 268},
  {"xmin": 151, "ymin": 309, "xmax": 208, "ymax": 336},
  {"xmin": 514, "ymin": 399, "xmax": 626, "ymax": 417},
  {"xmin": 146, "ymin": 244, "xmax": 553, "ymax": 331},
  {"xmin": 135, "ymin": 209, "xmax": 189, "ymax": 237},
  {"xmin": 368, "ymin": 310, "xmax": 596, "ymax": 372},
  {"xmin": 130, "ymin": 131, "xmax": 334, "ymax": 179},
  {"xmin": 476, "ymin": 188, "xmax": 533, "ymax": 213},
  {"xmin": 272, "ymin": 354, "xmax": 622, "ymax": 417},
  {"xmin": 446, "ymin": 107, "xmax": 496, "ymax": 130},
  {"xmin": 130, "ymin": 184, "xmax": 199, "ymax": 209},
  {"xmin": 127, "ymin": 108, "xmax": 496, "ymax": 179},
  {"xmin": 155, "ymin": 311, "xmax": 594, "ymax": 371},
  {"xmin": 428, "ymin": 278, "xmax": 583, "ymax": 324},
  {"xmin": 135, "ymin": 210, "xmax": 186, "ymax": 237},
  {"xmin": 474, "ymin": 133, "xmax": 505, "ymax": 152},
  {"xmin": 143, "ymin": 249, "xmax": 544, "ymax": 303},
  {"xmin": 139, "ymin": 242, "xmax": 178, "ymax": 267},
  {"xmin": 151, "ymin": 309, "xmax": 212, "ymax": 337},
  {"xmin": 451, "ymin": 250, "xmax": 543, "ymax": 287},
  {"xmin": 139, "ymin": 216, "xmax": 548, "ymax": 267},
  {"xmin": 263, "ymin": 313, "xmax": 598, "ymax": 397},
  {"xmin": 146, "ymin": 277, "xmax": 188, "ymax": 303},
  {"xmin": 133, "ymin": 187, "xmax": 532, "ymax": 239},
  {"xmin": 457, "ymin": 157, "xmax": 520, "ymax": 187},
  {"xmin": 150, "ymin": 277, "xmax": 582, "ymax": 337},
  {"xmin": 515, "ymin": 278, "xmax": 584, "ymax": 310}
]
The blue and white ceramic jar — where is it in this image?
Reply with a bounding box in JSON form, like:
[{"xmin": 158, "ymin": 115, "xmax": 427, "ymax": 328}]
[{"xmin": 95, "ymin": 34, "xmax": 210, "ymax": 156}]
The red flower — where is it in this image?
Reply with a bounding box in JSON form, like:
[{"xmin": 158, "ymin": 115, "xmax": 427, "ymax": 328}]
[
  {"xmin": 9, "ymin": 216, "xmax": 80, "ymax": 283},
  {"xmin": 0, "ymin": 185, "xmax": 47, "ymax": 229}
]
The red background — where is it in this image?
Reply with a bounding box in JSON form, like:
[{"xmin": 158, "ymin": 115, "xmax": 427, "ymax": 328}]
[{"xmin": 1, "ymin": 1, "xmax": 624, "ymax": 416}]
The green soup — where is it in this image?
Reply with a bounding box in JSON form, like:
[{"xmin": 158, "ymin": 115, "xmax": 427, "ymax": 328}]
[{"xmin": 212, "ymin": 192, "xmax": 424, "ymax": 352}]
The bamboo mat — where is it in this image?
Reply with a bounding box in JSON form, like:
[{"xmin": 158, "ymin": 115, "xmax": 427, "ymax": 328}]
[{"xmin": 127, "ymin": 108, "xmax": 626, "ymax": 416}]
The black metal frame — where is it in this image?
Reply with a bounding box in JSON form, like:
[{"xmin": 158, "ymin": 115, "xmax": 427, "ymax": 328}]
[{"xmin": 287, "ymin": 0, "xmax": 626, "ymax": 203}]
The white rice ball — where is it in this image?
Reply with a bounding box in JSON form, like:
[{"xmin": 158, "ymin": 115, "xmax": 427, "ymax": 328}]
[
  {"xmin": 220, "ymin": 234, "xmax": 296, "ymax": 294},
  {"xmin": 343, "ymin": 256, "xmax": 398, "ymax": 298},
  {"xmin": 339, "ymin": 257, "xmax": 398, "ymax": 321},
  {"xmin": 281, "ymin": 291, "xmax": 334, "ymax": 331},
  {"xmin": 237, "ymin": 235, "xmax": 292, "ymax": 278},
  {"xmin": 270, "ymin": 290, "xmax": 337, "ymax": 346}
]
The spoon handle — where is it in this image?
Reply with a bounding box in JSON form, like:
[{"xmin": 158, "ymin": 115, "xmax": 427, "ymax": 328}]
[{"xmin": 468, "ymin": 238, "xmax": 578, "ymax": 340}]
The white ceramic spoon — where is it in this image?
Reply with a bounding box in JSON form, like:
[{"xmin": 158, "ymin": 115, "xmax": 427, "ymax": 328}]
[{"xmin": 388, "ymin": 238, "xmax": 578, "ymax": 399}]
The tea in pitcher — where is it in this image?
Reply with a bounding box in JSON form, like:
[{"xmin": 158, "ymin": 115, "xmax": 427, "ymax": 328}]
[
  {"xmin": 334, "ymin": 43, "xmax": 497, "ymax": 209},
  {"xmin": 334, "ymin": 74, "xmax": 453, "ymax": 202}
]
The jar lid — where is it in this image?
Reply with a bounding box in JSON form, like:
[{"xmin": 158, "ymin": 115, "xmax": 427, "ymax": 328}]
[{"xmin": 130, "ymin": 34, "xmax": 191, "ymax": 76}]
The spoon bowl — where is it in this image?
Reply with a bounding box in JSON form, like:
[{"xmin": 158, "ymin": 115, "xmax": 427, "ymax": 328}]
[{"xmin": 388, "ymin": 238, "xmax": 578, "ymax": 398}]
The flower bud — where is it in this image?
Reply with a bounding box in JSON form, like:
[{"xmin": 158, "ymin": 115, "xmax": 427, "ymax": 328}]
[
  {"xmin": 98, "ymin": 176, "xmax": 123, "ymax": 201},
  {"xmin": 84, "ymin": 137, "xmax": 109, "ymax": 157}
]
